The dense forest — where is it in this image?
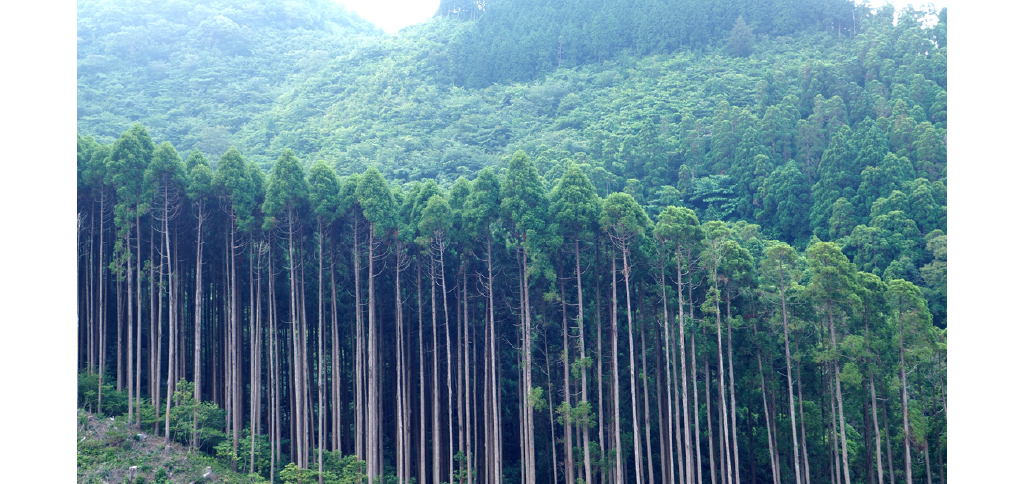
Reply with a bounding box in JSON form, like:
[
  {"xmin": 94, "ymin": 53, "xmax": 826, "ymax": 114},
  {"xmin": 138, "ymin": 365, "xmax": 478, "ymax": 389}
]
[{"xmin": 76, "ymin": 0, "xmax": 947, "ymax": 484}]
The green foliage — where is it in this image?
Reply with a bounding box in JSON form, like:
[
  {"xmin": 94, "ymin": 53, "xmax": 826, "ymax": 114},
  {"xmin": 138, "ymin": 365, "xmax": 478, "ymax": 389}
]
[
  {"xmin": 262, "ymin": 149, "xmax": 309, "ymax": 230},
  {"xmin": 728, "ymin": 16, "xmax": 755, "ymax": 57},
  {"xmin": 357, "ymin": 166, "xmax": 397, "ymax": 235},
  {"xmin": 279, "ymin": 453, "xmax": 365, "ymax": 484}
]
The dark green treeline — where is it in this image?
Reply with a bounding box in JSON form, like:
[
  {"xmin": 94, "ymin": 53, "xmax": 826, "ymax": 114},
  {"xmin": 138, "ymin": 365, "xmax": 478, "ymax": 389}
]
[{"xmin": 77, "ymin": 125, "xmax": 946, "ymax": 484}]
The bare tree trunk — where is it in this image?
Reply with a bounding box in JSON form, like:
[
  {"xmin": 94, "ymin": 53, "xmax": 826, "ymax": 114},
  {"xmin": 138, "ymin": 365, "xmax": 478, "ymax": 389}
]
[
  {"xmin": 704, "ymin": 348, "xmax": 716, "ymax": 484},
  {"xmin": 870, "ymin": 373, "xmax": 884, "ymax": 484},
  {"xmin": 487, "ymin": 240, "xmax": 500, "ymax": 484},
  {"xmin": 98, "ymin": 190, "xmax": 107, "ymax": 413},
  {"xmin": 692, "ymin": 327, "xmax": 702, "ymax": 484},
  {"xmin": 418, "ymin": 261, "xmax": 427, "ymax": 484},
  {"xmin": 193, "ymin": 203, "xmax": 205, "ymax": 445},
  {"xmin": 442, "ymin": 243, "xmax": 455, "ymax": 484},
  {"xmin": 332, "ymin": 254, "xmax": 341, "ymax": 454},
  {"xmin": 712, "ymin": 280, "xmax": 732, "ymax": 484},
  {"xmin": 165, "ymin": 209, "xmax": 178, "ymax": 442},
  {"xmin": 611, "ymin": 251, "xmax": 624, "ymax": 484},
  {"xmin": 776, "ymin": 268, "xmax": 801, "ymax": 484},
  {"xmin": 354, "ymin": 217, "xmax": 365, "ymax": 468},
  {"xmin": 898, "ymin": 314, "xmax": 912, "ymax": 484},
  {"xmin": 659, "ymin": 264, "xmax": 675, "ymax": 484},
  {"xmin": 128, "ymin": 227, "xmax": 135, "ymax": 422},
  {"xmin": 135, "ymin": 216, "xmax": 143, "ymax": 424},
  {"xmin": 432, "ymin": 253, "xmax": 442, "ymax": 484},
  {"xmin": 675, "ymin": 252, "xmax": 693, "ymax": 484},
  {"xmin": 560, "ymin": 269, "xmax": 574, "ymax": 484},
  {"xmin": 596, "ymin": 238, "xmax": 606, "ymax": 484},
  {"xmin": 318, "ymin": 227, "xmax": 326, "ymax": 484},
  {"xmin": 756, "ymin": 344, "xmax": 779, "ymax": 484},
  {"xmin": 796, "ymin": 346, "xmax": 811, "ymax": 484},
  {"xmin": 825, "ymin": 307, "xmax": 852, "ymax": 484},
  {"xmin": 640, "ymin": 315, "xmax": 654, "ymax": 484},
  {"xmin": 725, "ymin": 304, "xmax": 739, "ymax": 484},
  {"xmin": 575, "ymin": 238, "xmax": 593, "ymax": 484}
]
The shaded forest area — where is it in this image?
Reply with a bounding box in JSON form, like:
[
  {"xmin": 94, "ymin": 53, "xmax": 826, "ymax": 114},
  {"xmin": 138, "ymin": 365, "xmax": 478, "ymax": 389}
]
[{"xmin": 77, "ymin": 0, "xmax": 946, "ymax": 484}]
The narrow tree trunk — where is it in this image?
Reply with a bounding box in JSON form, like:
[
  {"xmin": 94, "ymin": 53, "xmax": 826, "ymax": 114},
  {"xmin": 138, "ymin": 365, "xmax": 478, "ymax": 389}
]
[
  {"xmin": 354, "ymin": 216, "xmax": 365, "ymax": 467},
  {"xmin": 712, "ymin": 279, "xmax": 732, "ymax": 484},
  {"xmin": 193, "ymin": 203, "xmax": 204, "ymax": 445},
  {"xmin": 128, "ymin": 227, "xmax": 135, "ymax": 422},
  {"xmin": 659, "ymin": 264, "xmax": 675, "ymax": 484},
  {"xmin": 611, "ymin": 250, "xmax": 624, "ymax": 484},
  {"xmin": 704, "ymin": 346, "xmax": 717, "ymax": 484},
  {"xmin": 432, "ymin": 252, "xmax": 442, "ymax": 484},
  {"xmin": 135, "ymin": 215, "xmax": 143, "ymax": 424},
  {"xmin": 777, "ymin": 268, "xmax": 801, "ymax": 484},
  {"xmin": 561, "ymin": 269, "xmax": 574, "ymax": 484},
  {"xmin": 725, "ymin": 301, "xmax": 739, "ymax": 484},
  {"xmin": 98, "ymin": 190, "xmax": 107, "ymax": 413},
  {"xmin": 640, "ymin": 315, "xmax": 654, "ymax": 484},
  {"xmin": 575, "ymin": 238, "xmax": 593, "ymax": 484},
  {"xmin": 488, "ymin": 239, "xmax": 500, "ymax": 484},
  {"xmin": 318, "ymin": 227, "xmax": 326, "ymax": 484},
  {"xmin": 757, "ymin": 348, "xmax": 779, "ymax": 484},
  {"xmin": 442, "ymin": 242, "xmax": 455, "ymax": 484},
  {"xmin": 165, "ymin": 210, "xmax": 178, "ymax": 441},
  {"xmin": 675, "ymin": 252, "xmax": 693, "ymax": 484},
  {"xmin": 898, "ymin": 314, "xmax": 912, "ymax": 484},
  {"xmin": 825, "ymin": 307, "xmax": 851, "ymax": 484},
  {"xmin": 419, "ymin": 261, "xmax": 427, "ymax": 484}
]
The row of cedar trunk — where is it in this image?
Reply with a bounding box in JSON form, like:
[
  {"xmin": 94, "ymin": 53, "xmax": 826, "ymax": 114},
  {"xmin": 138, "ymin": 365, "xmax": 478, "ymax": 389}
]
[{"xmin": 77, "ymin": 125, "xmax": 946, "ymax": 484}]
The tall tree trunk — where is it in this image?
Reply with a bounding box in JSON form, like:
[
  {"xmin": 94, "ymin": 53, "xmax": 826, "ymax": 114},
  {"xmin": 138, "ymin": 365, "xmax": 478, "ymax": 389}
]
[
  {"xmin": 757, "ymin": 348, "xmax": 779, "ymax": 484},
  {"xmin": 611, "ymin": 251, "xmax": 624, "ymax": 484},
  {"xmin": 369, "ymin": 225, "xmax": 381, "ymax": 481},
  {"xmin": 659, "ymin": 264, "xmax": 675, "ymax": 484},
  {"xmin": 705, "ymin": 346, "xmax": 717, "ymax": 484},
  {"xmin": 825, "ymin": 305, "xmax": 852, "ymax": 484},
  {"xmin": 463, "ymin": 269, "xmax": 471, "ymax": 484},
  {"xmin": 622, "ymin": 245, "xmax": 642, "ymax": 484},
  {"xmin": 98, "ymin": 190, "xmax": 107, "ymax": 413},
  {"xmin": 135, "ymin": 215, "xmax": 143, "ymax": 424},
  {"xmin": 128, "ymin": 226, "xmax": 135, "ymax": 422},
  {"xmin": 319, "ymin": 226, "xmax": 326, "ymax": 484},
  {"xmin": 165, "ymin": 209, "xmax": 178, "ymax": 441},
  {"xmin": 354, "ymin": 216, "xmax": 365, "ymax": 468},
  {"xmin": 712, "ymin": 279, "xmax": 732, "ymax": 484},
  {"xmin": 596, "ymin": 238, "xmax": 606, "ymax": 484},
  {"xmin": 675, "ymin": 252, "xmax": 693, "ymax": 484},
  {"xmin": 432, "ymin": 251, "xmax": 442, "ymax": 484},
  {"xmin": 561, "ymin": 269, "xmax": 574, "ymax": 484},
  {"xmin": 725, "ymin": 299, "xmax": 739, "ymax": 484},
  {"xmin": 898, "ymin": 314, "xmax": 912, "ymax": 484},
  {"xmin": 332, "ymin": 253, "xmax": 341, "ymax": 454},
  {"xmin": 575, "ymin": 238, "xmax": 593, "ymax": 484},
  {"xmin": 193, "ymin": 203, "xmax": 204, "ymax": 445},
  {"xmin": 396, "ymin": 245, "xmax": 407, "ymax": 484},
  {"xmin": 487, "ymin": 239, "xmax": 500, "ymax": 484},
  {"xmin": 419, "ymin": 261, "xmax": 427, "ymax": 484},
  {"xmin": 442, "ymin": 242, "xmax": 455, "ymax": 484},
  {"xmin": 796, "ymin": 345, "xmax": 811, "ymax": 484},
  {"xmin": 640, "ymin": 315, "xmax": 655, "ymax": 484},
  {"xmin": 777, "ymin": 268, "xmax": 801, "ymax": 484}
]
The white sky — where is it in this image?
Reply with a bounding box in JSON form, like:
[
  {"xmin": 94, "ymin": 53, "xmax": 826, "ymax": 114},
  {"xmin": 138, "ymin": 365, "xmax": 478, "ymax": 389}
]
[{"xmin": 335, "ymin": 0, "xmax": 440, "ymax": 34}]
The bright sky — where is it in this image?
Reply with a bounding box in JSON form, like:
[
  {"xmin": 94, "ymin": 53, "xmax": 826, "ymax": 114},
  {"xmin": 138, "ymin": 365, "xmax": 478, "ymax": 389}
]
[
  {"xmin": 335, "ymin": 0, "xmax": 440, "ymax": 34},
  {"xmin": 334, "ymin": 0, "xmax": 948, "ymax": 35}
]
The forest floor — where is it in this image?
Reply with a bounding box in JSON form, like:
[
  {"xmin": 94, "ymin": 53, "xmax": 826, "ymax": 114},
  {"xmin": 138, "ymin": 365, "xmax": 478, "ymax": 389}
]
[{"xmin": 76, "ymin": 409, "xmax": 240, "ymax": 484}]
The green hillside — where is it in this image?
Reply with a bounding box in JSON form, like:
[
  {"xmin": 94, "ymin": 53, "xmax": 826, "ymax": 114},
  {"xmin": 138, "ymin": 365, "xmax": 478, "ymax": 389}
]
[
  {"xmin": 76, "ymin": 1, "xmax": 947, "ymax": 483},
  {"xmin": 76, "ymin": 0, "xmax": 380, "ymax": 151}
]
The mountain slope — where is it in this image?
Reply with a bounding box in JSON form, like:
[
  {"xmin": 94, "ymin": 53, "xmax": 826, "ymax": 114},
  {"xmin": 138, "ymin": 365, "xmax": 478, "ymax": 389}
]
[{"xmin": 77, "ymin": 0, "xmax": 381, "ymax": 151}]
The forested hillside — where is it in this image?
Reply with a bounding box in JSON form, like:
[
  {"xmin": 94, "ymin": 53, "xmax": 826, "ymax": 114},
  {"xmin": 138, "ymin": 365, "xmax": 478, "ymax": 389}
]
[
  {"xmin": 77, "ymin": 1, "xmax": 947, "ymax": 484},
  {"xmin": 76, "ymin": 0, "xmax": 379, "ymax": 152}
]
